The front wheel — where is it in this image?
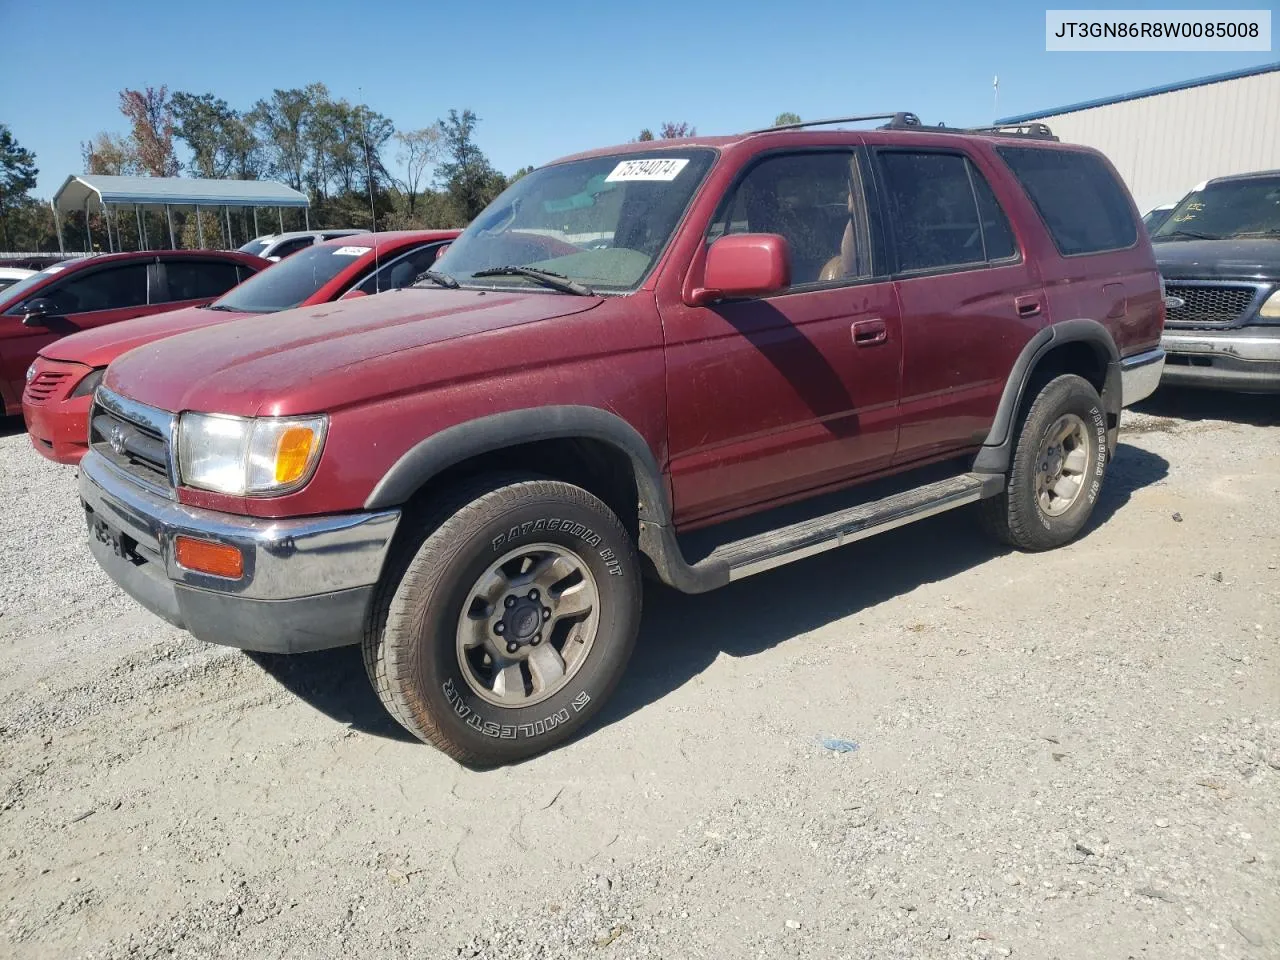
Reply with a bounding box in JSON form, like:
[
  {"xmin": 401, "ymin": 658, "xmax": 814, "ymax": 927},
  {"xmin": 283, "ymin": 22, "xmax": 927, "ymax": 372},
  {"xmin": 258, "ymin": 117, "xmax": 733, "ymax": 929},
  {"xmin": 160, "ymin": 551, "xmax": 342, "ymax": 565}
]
[
  {"xmin": 980, "ymin": 373, "xmax": 1108, "ymax": 551},
  {"xmin": 364, "ymin": 475, "xmax": 641, "ymax": 765}
]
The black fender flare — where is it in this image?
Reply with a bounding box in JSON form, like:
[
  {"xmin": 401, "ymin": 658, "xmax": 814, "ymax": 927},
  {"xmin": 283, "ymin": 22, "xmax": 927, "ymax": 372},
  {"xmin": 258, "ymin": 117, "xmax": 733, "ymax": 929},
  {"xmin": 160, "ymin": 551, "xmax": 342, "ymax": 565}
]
[
  {"xmin": 363, "ymin": 405, "xmax": 672, "ymax": 524},
  {"xmin": 973, "ymin": 318, "xmax": 1121, "ymax": 475}
]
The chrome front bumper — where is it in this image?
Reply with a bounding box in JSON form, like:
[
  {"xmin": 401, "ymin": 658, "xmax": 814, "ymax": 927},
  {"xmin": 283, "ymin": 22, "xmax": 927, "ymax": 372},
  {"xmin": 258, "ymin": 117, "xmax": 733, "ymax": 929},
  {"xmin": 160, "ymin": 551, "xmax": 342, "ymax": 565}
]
[
  {"xmin": 79, "ymin": 451, "xmax": 401, "ymax": 653},
  {"xmin": 1119, "ymin": 347, "xmax": 1166, "ymax": 407},
  {"xmin": 1160, "ymin": 329, "xmax": 1280, "ymax": 392}
]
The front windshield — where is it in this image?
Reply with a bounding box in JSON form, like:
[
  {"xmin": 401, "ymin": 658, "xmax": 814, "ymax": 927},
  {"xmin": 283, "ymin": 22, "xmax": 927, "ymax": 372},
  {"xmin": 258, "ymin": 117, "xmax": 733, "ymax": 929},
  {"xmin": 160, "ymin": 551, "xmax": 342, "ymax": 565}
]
[
  {"xmin": 1151, "ymin": 175, "xmax": 1280, "ymax": 241},
  {"xmin": 211, "ymin": 241, "xmax": 371, "ymax": 313},
  {"xmin": 433, "ymin": 149, "xmax": 716, "ymax": 293},
  {"xmin": 239, "ymin": 238, "xmax": 273, "ymax": 257}
]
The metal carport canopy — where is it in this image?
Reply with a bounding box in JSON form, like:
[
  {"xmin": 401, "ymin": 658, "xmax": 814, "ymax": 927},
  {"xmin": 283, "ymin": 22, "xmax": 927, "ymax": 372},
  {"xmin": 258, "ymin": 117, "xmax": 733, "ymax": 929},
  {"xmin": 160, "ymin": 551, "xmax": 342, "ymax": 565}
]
[{"xmin": 52, "ymin": 174, "xmax": 309, "ymax": 213}]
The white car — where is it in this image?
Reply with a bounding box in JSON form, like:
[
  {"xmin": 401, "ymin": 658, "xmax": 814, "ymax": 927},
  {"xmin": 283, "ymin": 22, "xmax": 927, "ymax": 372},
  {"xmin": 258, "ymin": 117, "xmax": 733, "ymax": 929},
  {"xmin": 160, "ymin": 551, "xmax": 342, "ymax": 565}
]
[
  {"xmin": 0, "ymin": 266, "xmax": 36, "ymax": 293},
  {"xmin": 238, "ymin": 230, "xmax": 363, "ymax": 262}
]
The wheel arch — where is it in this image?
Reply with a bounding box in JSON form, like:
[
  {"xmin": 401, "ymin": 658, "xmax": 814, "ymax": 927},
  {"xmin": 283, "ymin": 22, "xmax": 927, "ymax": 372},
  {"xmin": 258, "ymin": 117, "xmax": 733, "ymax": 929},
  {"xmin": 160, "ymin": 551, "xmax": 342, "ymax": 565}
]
[
  {"xmin": 363, "ymin": 406, "xmax": 671, "ymax": 533},
  {"xmin": 974, "ymin": 319, "xmax": 1121, "ymax": 475}
]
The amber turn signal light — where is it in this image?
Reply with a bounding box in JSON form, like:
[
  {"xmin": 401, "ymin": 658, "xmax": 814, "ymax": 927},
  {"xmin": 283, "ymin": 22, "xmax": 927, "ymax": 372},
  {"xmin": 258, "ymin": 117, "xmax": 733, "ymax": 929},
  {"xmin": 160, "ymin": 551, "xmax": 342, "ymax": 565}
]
[{"xmin": 174, "ymin": 536, "xmax": 244, "ymax": 579}]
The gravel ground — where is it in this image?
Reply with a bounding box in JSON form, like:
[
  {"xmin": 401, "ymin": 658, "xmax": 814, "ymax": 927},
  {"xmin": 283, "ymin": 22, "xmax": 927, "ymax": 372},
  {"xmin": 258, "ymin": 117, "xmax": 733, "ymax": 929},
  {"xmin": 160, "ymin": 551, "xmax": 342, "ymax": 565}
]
[{"xmin": 1, "ymin": 389, "xmax": 1278, "ymax": 960}]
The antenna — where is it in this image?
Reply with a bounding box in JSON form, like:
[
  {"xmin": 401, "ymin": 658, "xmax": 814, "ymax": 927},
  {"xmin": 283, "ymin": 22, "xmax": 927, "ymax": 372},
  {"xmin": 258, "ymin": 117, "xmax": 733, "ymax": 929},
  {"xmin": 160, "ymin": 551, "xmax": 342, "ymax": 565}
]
[
  {"xmin": 358, "ymin": 87, "xmax": 381, "ymax": 292},
  {"xmin": 993, "ymin": 75, "xmax": 1000, "ymax": 124}
]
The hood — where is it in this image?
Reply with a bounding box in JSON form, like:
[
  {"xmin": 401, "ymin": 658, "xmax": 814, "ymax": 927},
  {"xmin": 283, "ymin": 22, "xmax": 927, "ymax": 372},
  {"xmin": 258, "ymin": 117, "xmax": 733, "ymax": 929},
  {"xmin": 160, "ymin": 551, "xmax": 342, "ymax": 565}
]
[
  {"xmin": 1153, "ymin": 237, "xmax": 1280, "ymax": 281},
  {"xmin": 104, "ymin": 288, "xmax": 602, "ymax": 416},
  {"xmin": 41, "ymin": 304, "xmax": 250, "ymax": 368}
]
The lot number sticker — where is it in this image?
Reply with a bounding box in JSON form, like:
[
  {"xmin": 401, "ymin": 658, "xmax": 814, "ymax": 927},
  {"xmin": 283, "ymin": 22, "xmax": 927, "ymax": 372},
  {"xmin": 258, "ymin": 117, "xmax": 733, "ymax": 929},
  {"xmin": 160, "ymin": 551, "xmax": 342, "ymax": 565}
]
[
  {"xmin": 605, "ymin": 158, "xmax": 690, "ymax": 182},
  {"xmin": 332, "ymin": 245, "xmax": 372, "ymax": 257}
]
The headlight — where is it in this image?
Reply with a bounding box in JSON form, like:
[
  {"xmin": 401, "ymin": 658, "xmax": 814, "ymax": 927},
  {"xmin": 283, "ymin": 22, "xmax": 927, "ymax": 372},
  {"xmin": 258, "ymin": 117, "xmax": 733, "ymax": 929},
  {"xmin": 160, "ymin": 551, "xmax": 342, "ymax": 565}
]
[
  {"xmin": 1261, "ymin": 290, "xmax": 1280, "ymax": 319},
  {"xmin": 25, "ymin": 363, "xmax": 36, "ymax": 383},
  {"xmin": 70, "ymin": 367, "xmax": 105, "ymax": 398},
  {"xmin": 177, "ymin": 413, "xmax": 328, "ymax": 496}
]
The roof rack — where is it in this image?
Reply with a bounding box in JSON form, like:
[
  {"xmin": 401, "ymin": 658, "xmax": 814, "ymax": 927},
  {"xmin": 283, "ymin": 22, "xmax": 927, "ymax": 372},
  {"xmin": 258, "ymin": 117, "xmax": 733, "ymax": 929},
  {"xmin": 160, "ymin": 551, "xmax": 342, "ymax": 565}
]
[
  {"xmin": 876, "ymin": 113, "xmax": 1058, "ymax": 140},
  {"xmin": 749, "ymin": 113, "xmax": 906, "ymax": 133},
  {"xmin": 962, "ymin": 122, "xmax": 1059, "ymax": 141},
  {"xmin": 749, "ymin": 111, "xmax": 1058, "ymax": 141}
]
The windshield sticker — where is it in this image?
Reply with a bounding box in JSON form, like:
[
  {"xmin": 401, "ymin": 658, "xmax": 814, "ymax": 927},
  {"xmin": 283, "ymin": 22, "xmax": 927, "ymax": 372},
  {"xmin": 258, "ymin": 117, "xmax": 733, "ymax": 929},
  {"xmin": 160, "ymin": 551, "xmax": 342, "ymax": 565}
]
[
  {"xmin": 605, "ymin": 158, "xmax": 690, "ymax": 183},
  {"xmin": 332, "ymin": 245, "xmax": 372, "ymax": 257}
]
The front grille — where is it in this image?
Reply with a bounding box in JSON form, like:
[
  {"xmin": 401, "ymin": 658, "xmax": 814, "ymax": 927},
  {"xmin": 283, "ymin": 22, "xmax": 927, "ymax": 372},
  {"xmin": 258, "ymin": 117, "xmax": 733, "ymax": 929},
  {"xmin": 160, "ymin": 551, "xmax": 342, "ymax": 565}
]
[
  {"xmin": 89, "ymin": 390, "xmax": 175, "ymax": 495},
  {"xmin": 23, "ymin": 371, "xmax": 71, "ymax": 404},
  {"xmin": 1164, "ymin": 283, "xmax": 1259, "ymax": 327}
]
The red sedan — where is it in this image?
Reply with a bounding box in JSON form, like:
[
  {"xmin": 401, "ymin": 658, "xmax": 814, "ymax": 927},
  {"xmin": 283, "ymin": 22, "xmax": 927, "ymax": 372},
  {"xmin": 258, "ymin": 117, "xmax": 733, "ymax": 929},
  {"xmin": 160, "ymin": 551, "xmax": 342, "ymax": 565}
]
[
  {"xmin": 23, "ymin": 230, "xmax": 459, "ymax": 465},
  {"xmin": 2, "ymin": 249, "xmax": 267, "ymax": 418}
]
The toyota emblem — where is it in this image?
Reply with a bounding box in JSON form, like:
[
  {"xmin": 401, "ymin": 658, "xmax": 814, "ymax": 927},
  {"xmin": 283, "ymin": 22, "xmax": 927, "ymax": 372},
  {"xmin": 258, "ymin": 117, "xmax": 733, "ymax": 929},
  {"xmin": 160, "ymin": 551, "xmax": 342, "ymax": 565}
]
[{"xmin": 107, "ymin": 424, "xmax": 128, "ymax": 456}]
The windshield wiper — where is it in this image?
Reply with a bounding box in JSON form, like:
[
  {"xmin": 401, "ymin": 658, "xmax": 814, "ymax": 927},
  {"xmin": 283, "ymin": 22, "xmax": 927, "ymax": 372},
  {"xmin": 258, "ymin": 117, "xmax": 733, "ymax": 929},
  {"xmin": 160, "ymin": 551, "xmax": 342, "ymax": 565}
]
[
  {"xmin": 471, "ymin": 265, "xmax": 595, "ymax": 296},
  {"xmin": 1229, "ymin": 228, "xmax": 1280, "ymax": 238},
  {"xmin": 411, "ymin": 269, "xmax": 460, "ymax": 290},
  {"xmin": 1154, "ymin": 229, "xmax": 1219, "ymax": 241},
  {"xmin": 202, "ymin": 303, "xmax": 241, "ymax": 311}
]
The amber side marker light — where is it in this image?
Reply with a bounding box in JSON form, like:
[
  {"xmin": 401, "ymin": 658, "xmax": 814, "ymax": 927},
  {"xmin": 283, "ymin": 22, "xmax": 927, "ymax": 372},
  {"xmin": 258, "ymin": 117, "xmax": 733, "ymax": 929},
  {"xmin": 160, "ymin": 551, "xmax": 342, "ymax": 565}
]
[{"xmin": 175, "ymin": 536, "xmax": 245, "ymax": 579}]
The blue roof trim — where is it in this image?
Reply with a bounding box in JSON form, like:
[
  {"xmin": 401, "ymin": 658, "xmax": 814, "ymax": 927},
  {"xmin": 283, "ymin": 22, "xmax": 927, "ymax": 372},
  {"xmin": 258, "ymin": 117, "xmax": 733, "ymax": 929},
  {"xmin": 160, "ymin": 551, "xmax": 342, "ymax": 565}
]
[{"xmin": 996, "ymin": 61, "xmax": 1279, "ymax": 124}]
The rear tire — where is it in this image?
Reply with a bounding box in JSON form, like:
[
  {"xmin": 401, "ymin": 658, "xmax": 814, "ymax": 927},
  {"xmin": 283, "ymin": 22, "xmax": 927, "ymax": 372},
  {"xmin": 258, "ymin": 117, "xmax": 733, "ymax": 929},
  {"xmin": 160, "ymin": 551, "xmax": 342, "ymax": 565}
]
[
  {"xmin": 364, "ymin": 474, "xmax": 641, "ymax": 766},
  {"xmin": 980, "ymin": 373, "xmax": 1108, "ymax": 551}
]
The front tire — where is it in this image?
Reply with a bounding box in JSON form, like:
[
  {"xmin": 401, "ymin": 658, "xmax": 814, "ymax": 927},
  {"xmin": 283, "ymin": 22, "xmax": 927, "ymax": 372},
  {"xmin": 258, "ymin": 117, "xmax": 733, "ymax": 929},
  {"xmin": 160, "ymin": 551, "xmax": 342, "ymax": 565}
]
[
  {"xmin": 980, "ymin": 373, "xmax": 1108, "ymax": 551},
  {"xmin": 364, "ymin": 475, "xmax": 641, "ymax": 765}
]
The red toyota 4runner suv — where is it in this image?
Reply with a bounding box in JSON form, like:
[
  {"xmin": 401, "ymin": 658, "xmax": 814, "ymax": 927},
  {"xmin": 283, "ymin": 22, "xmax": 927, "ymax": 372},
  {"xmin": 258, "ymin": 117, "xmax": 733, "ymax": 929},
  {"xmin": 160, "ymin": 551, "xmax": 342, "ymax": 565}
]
[{"xmin": 78, "ymin": 114, "xmax": 1165, "ymax": 765}]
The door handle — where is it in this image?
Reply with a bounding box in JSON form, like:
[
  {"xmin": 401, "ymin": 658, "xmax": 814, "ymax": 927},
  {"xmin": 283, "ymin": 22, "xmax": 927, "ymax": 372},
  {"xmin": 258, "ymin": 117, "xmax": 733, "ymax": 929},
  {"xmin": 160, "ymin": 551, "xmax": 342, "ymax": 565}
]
[
  {"xmin": 852, "ymin": 318, "xmax": 888, "ymax": 347},
  {"xmin": 1015, "ymin": 296, "xmax": 1042, "ymax": 318}
]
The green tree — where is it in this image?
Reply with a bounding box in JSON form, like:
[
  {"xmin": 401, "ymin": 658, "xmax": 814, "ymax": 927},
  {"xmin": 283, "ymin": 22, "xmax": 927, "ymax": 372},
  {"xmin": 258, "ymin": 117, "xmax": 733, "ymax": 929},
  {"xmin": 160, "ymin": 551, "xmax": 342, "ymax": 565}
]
[
  {"xmin": 172, "ymin": 92, "xmax": 262, "ymax": 179},
  {"xmin": 249, "ymin": 87, "xmax": 314, "ymax": 191},
  {"xmin": 437, "ymin": 109, "xmax": 504, "ymax": 223},
  {"xmin": 774, "ymin": 111, "xmax": 802, "ymax": 127},
  {"xmin": 658, "ymin": 121, "xmax": 696, "ymax": 139},
  {"xmin": 392, "ymin": 127, "xmax": 442, "ymax": 216},
  {"xmin": 636, "ymin": 128, "xmax": 655, "ymax": 142},
  {"xmin": 0, "ymin": 125, "xmax": 38, "ymax": 250}
]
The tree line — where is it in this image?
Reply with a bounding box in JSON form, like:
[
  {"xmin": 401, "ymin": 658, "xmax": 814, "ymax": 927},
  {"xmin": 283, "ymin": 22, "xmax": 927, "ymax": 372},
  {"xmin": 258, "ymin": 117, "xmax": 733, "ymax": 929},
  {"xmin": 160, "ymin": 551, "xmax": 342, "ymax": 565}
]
[{"xmin": 0, "ymin": 106, "xmax": 803, "ymax": 253}]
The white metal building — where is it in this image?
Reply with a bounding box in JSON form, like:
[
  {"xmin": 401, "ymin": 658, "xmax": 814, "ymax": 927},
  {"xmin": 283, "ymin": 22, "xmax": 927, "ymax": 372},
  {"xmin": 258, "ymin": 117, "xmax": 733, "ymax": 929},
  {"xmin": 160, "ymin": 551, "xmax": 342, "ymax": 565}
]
[{"xmin": 996, "ymin": 62, "xmax": 1280, "ymax": 216}]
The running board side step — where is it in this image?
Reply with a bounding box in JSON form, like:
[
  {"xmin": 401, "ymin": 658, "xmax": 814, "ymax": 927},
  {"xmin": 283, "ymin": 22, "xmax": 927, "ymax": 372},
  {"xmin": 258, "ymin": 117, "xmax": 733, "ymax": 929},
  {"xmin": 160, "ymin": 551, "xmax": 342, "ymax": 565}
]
[{"xmin": 638, "ymin": 472, "xmax": 1004, "ymax": 593}]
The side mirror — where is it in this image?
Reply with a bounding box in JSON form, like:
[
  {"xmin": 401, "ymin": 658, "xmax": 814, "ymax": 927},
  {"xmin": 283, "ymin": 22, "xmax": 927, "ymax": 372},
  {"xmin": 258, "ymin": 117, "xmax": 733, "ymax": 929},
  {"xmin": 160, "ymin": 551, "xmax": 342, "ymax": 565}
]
[
  {"xmin": 690, "ymin": 234, "xmax": 791, "ymax": 306},
  {"xmin": 21, "ymin": 298, "xmax": 56, "ymax": 326}
]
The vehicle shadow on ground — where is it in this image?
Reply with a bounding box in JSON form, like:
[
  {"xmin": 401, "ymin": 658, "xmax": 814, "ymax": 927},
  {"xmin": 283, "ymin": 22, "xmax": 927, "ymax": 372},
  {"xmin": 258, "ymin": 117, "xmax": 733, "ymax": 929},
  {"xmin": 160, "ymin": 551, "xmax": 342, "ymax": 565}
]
[
  {"xmin": 243, "ymin": 442, "xmax": 1168, "ymax": 748},
  {"xmin": 0, "ymin": 416, "xmax": 26, "ymax": 439},
  {"xmin": 1133, "ymin": 387, "xmax": 1280, "ymax": 427},
  {"xmin": 245, "ymin": 648, "xmax": 420, "ymax": 743},
  {"xmin": 589, "ymin": 440, "xmax": 1169, "ymax": 738}
]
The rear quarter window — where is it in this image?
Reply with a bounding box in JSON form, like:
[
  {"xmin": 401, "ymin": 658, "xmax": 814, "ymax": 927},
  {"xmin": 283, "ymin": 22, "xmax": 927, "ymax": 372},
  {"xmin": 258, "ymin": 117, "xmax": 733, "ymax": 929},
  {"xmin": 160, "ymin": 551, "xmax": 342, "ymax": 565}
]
[{"xmin": 996, "ymin": 146, "xmax": 1137, "ymax": 256}]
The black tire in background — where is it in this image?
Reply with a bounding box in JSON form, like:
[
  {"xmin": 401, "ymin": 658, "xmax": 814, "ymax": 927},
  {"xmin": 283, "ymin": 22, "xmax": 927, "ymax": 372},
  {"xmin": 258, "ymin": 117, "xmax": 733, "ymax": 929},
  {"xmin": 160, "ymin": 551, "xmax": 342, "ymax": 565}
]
[
  {"xmin": 363, "ymin": 474, "xmax": 641, "ymax": 766},
  {"xmin": 980, "ymin": 373, "xmax": 1109, "ymax": 551}
]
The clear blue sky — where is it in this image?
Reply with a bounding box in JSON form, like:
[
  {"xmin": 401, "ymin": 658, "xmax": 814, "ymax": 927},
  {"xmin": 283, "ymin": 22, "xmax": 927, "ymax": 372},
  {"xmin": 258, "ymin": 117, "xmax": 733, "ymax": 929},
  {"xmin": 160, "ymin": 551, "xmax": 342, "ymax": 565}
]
[{"xmin": 7, "ymin": 0, "xmax": 1277, "ymax": 197}]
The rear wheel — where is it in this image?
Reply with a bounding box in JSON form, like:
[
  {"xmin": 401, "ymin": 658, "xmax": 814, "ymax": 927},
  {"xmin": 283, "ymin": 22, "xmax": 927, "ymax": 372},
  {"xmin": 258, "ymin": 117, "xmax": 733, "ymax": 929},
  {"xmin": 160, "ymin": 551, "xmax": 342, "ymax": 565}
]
[
  {"xmin": 364, "ymin": 474, "xmax": 641, "ymax": 765},
  {"xmin": 980, "ymin": 373, "xmax": 1108, "ymax": 551}
]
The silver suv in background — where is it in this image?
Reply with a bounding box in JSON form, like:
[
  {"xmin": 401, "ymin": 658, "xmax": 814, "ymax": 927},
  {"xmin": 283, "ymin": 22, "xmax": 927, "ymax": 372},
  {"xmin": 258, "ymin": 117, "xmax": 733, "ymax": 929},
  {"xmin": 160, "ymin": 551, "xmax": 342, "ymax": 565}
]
[
  {"xmin": 238, "ymin": 229, "xmax": 363, "ymax": 261},
  {"xmin": 1151, "ymin": 169, "xmax": 1280, "ymax": 392}
]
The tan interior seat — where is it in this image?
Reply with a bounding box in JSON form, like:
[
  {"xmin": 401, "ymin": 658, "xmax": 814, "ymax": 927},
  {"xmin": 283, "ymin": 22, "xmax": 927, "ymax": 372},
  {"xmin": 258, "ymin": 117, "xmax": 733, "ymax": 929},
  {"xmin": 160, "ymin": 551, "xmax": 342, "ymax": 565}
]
[{"xmin": 819, "ymin": 181, "xmax": 861, "ymax": 282}]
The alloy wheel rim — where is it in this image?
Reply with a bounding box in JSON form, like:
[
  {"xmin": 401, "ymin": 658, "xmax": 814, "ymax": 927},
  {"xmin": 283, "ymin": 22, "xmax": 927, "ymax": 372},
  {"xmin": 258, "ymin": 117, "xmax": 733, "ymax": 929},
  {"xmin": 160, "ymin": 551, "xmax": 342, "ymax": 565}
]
[
  {"xmin": 455, "ymin": 543, "xmax": 600, "ymax": 707},
  {"xmin": 1034, "ymin": 413, "xmax": 1091, "ymax": 517}
]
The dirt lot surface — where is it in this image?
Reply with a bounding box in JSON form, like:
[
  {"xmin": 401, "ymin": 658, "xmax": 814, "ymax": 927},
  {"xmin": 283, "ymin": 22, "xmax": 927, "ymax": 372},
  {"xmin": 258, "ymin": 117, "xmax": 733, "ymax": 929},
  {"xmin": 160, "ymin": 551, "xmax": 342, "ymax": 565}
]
[{"xmin": 1, "ymin": 390, "xmax": 1278, "ymax": 960}]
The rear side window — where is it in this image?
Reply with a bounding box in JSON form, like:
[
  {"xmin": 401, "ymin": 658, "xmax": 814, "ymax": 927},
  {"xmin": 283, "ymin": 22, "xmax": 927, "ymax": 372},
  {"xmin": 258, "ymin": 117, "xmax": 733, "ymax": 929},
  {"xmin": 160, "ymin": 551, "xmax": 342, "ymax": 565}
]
[
  {"xmin": 44, "ymin": 264, "xmax": 149, "ymax": 314},
  {"xmin": 997, "ymin": 146, "xmax": 1137, "ymax": 256},
  {"xmin": 270, "ymin": 237, "xmax": 314, "ymax": 259},
  {"xmin": 875, "ymin": 151, "xmax": 1018, "ymax": 273},
  {"xmin": 357, "ymin": 243, "xmax": 447, "ymax": 294},
  {"xmin": 161, "ymin": 260, "xmax": 242, "ymax": 302}
]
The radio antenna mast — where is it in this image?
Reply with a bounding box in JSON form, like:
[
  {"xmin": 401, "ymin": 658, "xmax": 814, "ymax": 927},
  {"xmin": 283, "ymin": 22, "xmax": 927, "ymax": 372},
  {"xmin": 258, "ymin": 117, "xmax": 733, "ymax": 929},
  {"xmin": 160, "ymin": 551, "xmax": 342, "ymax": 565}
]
[{"xmin": 358, "ymin": 87, "xmax": 381, "ymax": 291}]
